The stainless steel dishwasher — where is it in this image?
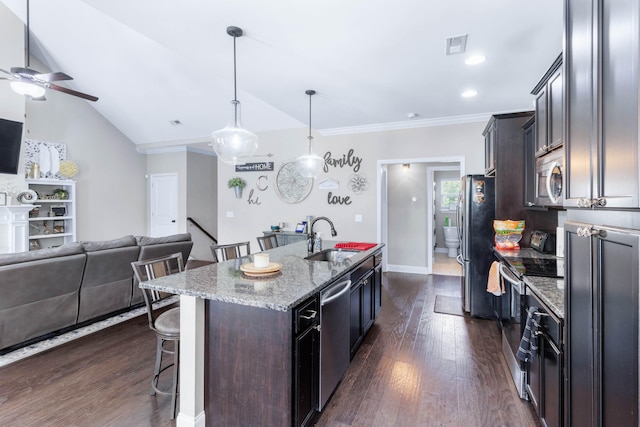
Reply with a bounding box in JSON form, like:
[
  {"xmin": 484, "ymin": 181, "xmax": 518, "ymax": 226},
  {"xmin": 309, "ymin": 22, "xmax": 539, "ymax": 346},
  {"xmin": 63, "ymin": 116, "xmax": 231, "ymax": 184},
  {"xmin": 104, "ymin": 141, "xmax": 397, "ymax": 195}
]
[{"xmin": 319, "ymin": 279, "xmax": 351, "ymax": 410}]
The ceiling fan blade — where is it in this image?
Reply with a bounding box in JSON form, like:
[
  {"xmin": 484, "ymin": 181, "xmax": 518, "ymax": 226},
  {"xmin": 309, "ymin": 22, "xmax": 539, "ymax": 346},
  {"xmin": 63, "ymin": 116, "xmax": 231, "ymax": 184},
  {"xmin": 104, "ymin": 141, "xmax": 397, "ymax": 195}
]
[
  {"xmin": 10, "ymin": 67, "xmax": 41, "ymax": 76},
  {"xmin": 47, "ymin": 83, "xmax": 98, "ymax": 102},
  {"xmin": 34, "ymin": 72, "xmax": 73, "ymax": 82}
]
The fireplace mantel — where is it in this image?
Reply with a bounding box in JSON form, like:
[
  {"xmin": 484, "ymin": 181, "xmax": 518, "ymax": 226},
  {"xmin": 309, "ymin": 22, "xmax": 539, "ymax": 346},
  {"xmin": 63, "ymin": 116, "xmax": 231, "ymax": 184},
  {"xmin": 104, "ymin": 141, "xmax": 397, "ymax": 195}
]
[{"xmin": 0, "ymin": 205, "xmax": 38, "ymax": 254}]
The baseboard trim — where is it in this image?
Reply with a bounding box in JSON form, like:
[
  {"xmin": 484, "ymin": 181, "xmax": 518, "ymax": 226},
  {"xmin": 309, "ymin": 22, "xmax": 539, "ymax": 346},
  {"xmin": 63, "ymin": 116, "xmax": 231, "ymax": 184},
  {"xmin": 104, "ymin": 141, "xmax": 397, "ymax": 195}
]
[{"xmin": 387, "ymin": 264, "xmax": 430, "ymax": 275}]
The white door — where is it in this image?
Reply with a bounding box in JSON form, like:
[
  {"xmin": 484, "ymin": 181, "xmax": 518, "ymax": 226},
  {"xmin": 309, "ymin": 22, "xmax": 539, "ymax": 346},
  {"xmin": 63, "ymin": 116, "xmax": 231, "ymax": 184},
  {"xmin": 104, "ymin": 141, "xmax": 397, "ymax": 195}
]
[{"xmin": 150, "ymin": 173, "xmax": 178, "ymax": 237}]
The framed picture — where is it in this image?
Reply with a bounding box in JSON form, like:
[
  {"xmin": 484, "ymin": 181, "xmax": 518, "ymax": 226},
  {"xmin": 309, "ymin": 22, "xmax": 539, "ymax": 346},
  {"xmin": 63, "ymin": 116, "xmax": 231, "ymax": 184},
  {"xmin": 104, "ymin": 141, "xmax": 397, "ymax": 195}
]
[
  {"xmin": 295, "ymin": 222, "xmax": 307, "ymax": 233},
  {"xmin": 0, "ymin": 192, "xmax": 6, "ymax": 206}
]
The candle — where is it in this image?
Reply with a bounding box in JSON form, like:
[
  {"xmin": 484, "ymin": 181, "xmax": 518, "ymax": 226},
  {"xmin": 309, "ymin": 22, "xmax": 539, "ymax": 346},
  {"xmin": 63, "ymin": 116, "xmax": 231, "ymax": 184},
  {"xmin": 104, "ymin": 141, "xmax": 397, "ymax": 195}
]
[{"xmin": 254, "ymin": 253, "xmax": 270, "ymax": 268}]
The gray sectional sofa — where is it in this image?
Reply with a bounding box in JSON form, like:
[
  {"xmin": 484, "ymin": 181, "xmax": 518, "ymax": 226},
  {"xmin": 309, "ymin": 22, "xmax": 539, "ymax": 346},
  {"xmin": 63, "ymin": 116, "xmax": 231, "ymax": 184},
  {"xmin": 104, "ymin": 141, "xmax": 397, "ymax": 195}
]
[{"xmin": 0, "ymin": 233, "xmax": 193, "ymax": 352}]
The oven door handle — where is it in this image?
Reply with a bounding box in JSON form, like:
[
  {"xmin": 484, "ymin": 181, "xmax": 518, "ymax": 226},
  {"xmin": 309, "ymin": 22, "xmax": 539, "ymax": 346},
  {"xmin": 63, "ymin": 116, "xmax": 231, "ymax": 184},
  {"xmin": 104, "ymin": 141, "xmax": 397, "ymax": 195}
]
[{"xmin": 498, "ymin": 262, "xmax": 522, "ymax": 286}]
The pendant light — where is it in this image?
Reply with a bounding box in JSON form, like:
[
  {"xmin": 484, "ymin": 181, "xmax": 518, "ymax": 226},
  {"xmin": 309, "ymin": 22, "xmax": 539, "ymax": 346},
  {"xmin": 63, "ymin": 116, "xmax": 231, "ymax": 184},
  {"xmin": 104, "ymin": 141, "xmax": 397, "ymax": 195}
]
[
  {"xmin": 211, "ymin": 26, "xmax": 258, "ymax": 165},
  {"xmin": 296, "ymin": 90, "xmax": 324, "ymax": 178}
]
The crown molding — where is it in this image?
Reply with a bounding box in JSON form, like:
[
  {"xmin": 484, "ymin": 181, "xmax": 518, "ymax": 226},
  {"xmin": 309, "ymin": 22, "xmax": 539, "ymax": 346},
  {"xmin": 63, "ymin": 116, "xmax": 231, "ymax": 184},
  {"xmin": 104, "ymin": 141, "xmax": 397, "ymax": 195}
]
[{"xmin": 317, "ymin": 110, "xmax": 529, "ymax": 136}]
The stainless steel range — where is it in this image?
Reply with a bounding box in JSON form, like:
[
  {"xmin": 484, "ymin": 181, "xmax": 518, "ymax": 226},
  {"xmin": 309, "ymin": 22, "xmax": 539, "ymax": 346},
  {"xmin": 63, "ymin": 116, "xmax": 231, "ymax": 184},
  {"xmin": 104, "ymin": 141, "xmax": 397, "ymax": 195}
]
[{"xmin": 496, "ymin": 254, "xmax": 562, "ymax": 400}]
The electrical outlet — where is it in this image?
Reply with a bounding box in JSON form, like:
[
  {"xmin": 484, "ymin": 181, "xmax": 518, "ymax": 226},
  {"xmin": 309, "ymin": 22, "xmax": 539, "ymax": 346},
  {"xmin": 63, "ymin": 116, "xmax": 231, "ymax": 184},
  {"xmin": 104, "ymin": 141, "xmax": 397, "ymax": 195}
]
[
  {"xmin": 355, "ymin": 214, "xmax": 363, "ymax": 222},
  {"xmin": 226, "ymin": 211, "xmax": 234, "ymax": 218}
]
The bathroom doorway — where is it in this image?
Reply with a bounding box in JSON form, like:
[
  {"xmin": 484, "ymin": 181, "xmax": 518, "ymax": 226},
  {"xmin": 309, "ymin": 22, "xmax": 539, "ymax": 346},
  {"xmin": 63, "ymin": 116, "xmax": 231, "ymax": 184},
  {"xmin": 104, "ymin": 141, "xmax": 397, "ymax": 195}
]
[
  {"xmin": 429, "ymin": 167, "xmax": 463, "ymax": 276},
  {"xmin": 378, "ymin": 157, "xmax": 464, "ymax": 275}
]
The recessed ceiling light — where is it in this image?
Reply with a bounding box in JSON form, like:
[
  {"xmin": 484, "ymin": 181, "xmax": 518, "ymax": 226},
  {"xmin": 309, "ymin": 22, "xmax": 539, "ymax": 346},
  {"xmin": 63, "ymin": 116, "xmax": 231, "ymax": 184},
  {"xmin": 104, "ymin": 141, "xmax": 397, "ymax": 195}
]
[
  {"xmin": 465, "ymin": 55, "xmax": 486, "ymax": 65},
  {"xmin": 406, "ymin": 113, "xmax": 419, "ymax": 119},
  {"xmin": 461, "ymin": 89, "xmax": 478, "ymax": 98}
]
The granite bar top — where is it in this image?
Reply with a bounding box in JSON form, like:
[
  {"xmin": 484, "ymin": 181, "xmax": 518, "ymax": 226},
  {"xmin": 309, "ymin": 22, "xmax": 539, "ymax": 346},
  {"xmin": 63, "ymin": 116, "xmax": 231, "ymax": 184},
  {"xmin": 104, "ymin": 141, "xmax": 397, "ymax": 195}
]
[
  {"xmin": 494, "ymin": 247, "xmax": 565, "ymax": 319},
  {"xmin": 139, "ymin": 240, "xmax": 383, "ymax": 312}
]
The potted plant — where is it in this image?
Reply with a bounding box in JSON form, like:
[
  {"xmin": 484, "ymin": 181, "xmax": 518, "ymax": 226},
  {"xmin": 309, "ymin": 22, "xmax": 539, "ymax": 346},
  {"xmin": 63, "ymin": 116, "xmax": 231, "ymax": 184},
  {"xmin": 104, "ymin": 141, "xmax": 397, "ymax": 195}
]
[{"xmin": 228, "ymin": 177, "xmax": 246, "ymax": 198}]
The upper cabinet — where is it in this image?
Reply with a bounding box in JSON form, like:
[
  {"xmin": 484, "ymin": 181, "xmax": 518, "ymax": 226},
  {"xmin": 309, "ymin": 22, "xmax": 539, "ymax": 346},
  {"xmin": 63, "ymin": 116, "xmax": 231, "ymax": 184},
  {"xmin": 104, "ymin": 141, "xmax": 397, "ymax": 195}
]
[
  {"xmin": 532, "ymin": 54, "xmax": 563, "ymax": 157},
  {"xmin": 565, "ymin": 0, "xmax": 640, "ymax": 209}
]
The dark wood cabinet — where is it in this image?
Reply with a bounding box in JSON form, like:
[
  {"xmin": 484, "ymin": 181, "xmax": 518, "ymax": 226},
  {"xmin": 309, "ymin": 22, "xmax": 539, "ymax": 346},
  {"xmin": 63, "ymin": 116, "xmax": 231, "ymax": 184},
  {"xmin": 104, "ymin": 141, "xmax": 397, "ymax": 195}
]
[
  {"xmin": 484, "ymin": 120, "xmax": 496, "ymax": 176},
  {"xmin": 565, "ymin": 222, "xmax": 639, "ymax": 426},
  {"xmin": 524, "ymin": 290, "xmax": 563, "ymax": 427},
  {"xmin": 523, "ymin": 116, "xmax": 537, "ymax": 208},
  {"xmin": 532, "ymin": 55, "xmax": 563, "ymax": 157},
  {"xmin": 565, "ymin": 0, "xmax": 640, "ymax": 209},
  {"xmin": 350, "ymin": 271, "xmax": 374, "ymax": 358},
  {"xmin": 294, "ymin": 297, "xmax": 319, "ymax": 427},
  {"xmin": 373, "ymin": 252, "xmax": 382, "ymax": 317},
  {"xmin": 349, "ymin": 254, "xmax": 379, "ymax": 359},
  {"xmin": 483, "ymin": 112, "xmax": 558, "ymax": 247}
]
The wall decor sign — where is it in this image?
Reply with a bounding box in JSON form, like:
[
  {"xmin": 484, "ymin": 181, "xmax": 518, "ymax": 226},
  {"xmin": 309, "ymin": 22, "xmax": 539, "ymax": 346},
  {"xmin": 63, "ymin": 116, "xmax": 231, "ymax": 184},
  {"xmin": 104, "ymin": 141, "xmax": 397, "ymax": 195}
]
[
  {"xmin": 318, "ymin": 178, "xmax": 339, "ymax": 190},
  {"xmin": 327, "ymin": 192, "xmax": 352, "ymax": 205},
  {"xmin": 323, "ymin": 149, "xmax": 362, "ymax": 173},
  {"xmin": 348, "ymin": 173, "xmax": 369, "ymax": 194},
  {"xmin": 24, "ymin": 139, "xmax": 67, "ymax": 180},
  {"xmin": 235, "ymin": 162, "xmax": 274, "ymax": 172},
  {"xmin": 274, "ymin": 161, "xmax": 313, "ymax": 204},
  {"xmin": 256, "ymin": 175, "xmax": 269, "ymax": 191}
]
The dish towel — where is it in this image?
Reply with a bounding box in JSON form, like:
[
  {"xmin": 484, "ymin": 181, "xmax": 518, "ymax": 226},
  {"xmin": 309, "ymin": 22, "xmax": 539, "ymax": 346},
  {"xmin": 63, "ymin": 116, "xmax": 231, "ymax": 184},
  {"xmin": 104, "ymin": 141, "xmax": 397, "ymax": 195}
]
[
  {"xmin": 516, "ymin": 307, "xmax": 542, "ymax": 362},
  {"xmin": 486, "ymin": 261, "xmax": 504, "ymax": 296}
]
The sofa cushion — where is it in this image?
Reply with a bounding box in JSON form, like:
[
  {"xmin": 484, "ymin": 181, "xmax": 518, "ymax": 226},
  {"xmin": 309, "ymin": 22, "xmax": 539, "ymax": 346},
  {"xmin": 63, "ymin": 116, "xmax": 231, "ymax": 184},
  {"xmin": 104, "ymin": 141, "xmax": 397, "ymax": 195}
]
[
  {"xmin": 0, "ymin": 242, "xmax": 84, "ymax": 267},
  {"xmin": 136, "ymin": 233, "xmax": 192, "ymax": 246},
  {"xmin": 81, "ymin": 235, "xmax": 137, "ymax": 252}
]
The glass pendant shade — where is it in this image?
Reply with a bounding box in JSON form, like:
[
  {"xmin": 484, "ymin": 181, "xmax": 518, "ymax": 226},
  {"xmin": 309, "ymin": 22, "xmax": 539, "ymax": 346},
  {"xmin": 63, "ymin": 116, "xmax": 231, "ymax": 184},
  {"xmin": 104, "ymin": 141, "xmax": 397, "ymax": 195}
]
[
  {"xmin": 296, "ymin": 89, "xmax": 323, "ymax": 178},
  {"xmin": 211, "ymin": 26, "xmax": 258, "ymax": 165},
  {"xmin": 211, "ymin": 100, "xmax": 258, "ymax": 165},
  {"xmin": 296, "ymin": 137, "xmax": 324, "ymax": 178},
  {"xmin": 10, "ymin": 81, "xmax": 45, "ymax": 98}
]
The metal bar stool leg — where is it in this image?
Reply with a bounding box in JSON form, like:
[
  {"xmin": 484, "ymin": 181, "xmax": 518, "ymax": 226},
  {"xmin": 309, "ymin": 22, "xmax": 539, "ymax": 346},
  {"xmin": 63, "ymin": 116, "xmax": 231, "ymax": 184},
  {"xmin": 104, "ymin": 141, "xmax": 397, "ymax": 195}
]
[
  {"xmin": 151, "ymin": 337, "xmax": 164, "ymax": 395},
  {"xmin": 171, "ymin": 339, "xmax": 180, "ymax": 419}
]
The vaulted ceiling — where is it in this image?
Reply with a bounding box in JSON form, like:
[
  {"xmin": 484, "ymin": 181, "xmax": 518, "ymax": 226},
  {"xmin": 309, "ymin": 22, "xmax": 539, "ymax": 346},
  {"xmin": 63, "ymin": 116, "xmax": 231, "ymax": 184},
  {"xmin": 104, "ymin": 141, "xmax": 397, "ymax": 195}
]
[{"xmin": 0, "ymin": 0, "xmax": 563, "ymax": 149}]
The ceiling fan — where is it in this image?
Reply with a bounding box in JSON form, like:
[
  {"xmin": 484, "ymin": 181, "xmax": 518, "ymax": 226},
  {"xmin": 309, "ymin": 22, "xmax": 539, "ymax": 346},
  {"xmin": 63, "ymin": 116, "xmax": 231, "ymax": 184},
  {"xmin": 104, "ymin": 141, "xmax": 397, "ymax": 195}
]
[{"xmin": 0, "ymin": 0, "xmax": 98, "ymax": 102}]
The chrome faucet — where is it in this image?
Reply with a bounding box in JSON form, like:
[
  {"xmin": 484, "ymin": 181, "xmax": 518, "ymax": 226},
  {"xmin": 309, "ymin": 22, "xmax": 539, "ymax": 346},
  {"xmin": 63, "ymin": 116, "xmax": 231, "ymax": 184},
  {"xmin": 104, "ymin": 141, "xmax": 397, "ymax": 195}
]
[{"xmin": 308, "ymin": 216, "xmax": 338, "ymax": 252}]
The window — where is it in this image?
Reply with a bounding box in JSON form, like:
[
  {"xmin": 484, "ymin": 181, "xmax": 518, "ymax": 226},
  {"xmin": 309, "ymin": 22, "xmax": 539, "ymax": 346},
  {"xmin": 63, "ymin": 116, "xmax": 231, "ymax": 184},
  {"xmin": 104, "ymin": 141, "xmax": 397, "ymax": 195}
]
[{"xmin": 440, "ymin": 179, "xmax": 461, "ymax": 211}]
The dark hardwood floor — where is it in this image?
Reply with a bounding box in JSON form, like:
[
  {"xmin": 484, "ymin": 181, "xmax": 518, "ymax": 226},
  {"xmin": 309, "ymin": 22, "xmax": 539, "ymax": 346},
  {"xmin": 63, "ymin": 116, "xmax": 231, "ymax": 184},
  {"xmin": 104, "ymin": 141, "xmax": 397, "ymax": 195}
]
[{"xmin": 0, "ymin": 273, "xmax": 539, "ymax": 426}]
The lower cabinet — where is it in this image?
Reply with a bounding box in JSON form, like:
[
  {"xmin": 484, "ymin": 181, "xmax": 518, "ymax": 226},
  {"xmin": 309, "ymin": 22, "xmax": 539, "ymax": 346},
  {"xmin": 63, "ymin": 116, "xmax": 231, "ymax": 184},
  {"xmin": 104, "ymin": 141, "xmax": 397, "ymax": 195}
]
[
  {"xmin": 565, "ymin": 222, "xmax": 639, "ymax": 426},
  {"xmin": 373, "ymin": 252, "xmax": 382, "ymax": 316},
  {"xmin": 294, "ymin": 296, "xmax": 319, "ymax": 427},
  {"xmin": 350, "ymin": 268, "xmax": 375, "ymax": 358},
  {"xmin": 524, "ymin": 290, "xmax": 563, "ymax": 427}
]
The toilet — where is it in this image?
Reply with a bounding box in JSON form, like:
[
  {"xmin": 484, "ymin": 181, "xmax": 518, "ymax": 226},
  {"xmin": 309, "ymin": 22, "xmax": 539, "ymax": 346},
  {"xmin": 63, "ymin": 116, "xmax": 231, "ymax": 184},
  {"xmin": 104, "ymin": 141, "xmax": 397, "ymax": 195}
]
[{"xmin": 443, "ymin": 226, "xmax": 460, "ymax": 258}]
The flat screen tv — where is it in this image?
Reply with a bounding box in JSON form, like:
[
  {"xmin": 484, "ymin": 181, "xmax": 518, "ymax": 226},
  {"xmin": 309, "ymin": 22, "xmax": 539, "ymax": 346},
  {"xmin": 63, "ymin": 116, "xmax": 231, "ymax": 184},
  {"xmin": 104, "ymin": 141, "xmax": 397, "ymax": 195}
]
[{"xmin": 0, "ymin": 118, "xmax": 24, "ymax": 175}]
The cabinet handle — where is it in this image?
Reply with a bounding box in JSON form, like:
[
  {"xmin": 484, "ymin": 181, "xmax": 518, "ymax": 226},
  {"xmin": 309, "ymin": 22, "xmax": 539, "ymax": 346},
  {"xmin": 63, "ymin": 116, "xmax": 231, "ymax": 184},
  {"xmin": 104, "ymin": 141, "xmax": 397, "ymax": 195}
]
[
  {"xmin": 594, "ymin": 197, "xmax": 607, "ymax": 207},
  {"xmin": 300, "ymin": 310, "xmax": 317, "ymax": 320},
  {"xmin": 577, "ymin": 226, "xmax": 604, "ymax": 238},
  {"xmin": 578, "ymin": 197, "xmax": 608, "ymax": 208}
]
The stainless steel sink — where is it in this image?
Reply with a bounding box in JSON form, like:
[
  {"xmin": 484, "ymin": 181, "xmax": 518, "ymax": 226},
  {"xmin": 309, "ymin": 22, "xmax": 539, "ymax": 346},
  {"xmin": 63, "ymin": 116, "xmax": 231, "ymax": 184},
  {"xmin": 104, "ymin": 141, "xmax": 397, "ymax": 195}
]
[{"xmin": 305, "ymin": 249, "xmax": 359, "ymax": 262}]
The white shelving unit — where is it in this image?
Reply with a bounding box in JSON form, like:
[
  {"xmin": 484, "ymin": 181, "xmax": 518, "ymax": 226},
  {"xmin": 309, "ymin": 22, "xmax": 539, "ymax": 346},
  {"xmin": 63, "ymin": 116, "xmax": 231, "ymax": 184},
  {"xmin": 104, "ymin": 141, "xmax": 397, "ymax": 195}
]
[{"xmin": 26, "ymin": 179, "xmax": 76, "ymax": 250}]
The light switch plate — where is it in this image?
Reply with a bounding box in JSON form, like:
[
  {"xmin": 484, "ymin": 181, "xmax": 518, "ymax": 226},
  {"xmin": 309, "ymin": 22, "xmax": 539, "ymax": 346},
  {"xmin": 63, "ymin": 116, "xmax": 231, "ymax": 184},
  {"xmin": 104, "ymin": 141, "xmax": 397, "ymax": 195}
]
[
  {"xmin": 355, "ymin": 214, "xmax": 363, "ymax": 222},
  {"xmin": 226, "ymin": 211, "xmax": 234, "ymax": 218}
]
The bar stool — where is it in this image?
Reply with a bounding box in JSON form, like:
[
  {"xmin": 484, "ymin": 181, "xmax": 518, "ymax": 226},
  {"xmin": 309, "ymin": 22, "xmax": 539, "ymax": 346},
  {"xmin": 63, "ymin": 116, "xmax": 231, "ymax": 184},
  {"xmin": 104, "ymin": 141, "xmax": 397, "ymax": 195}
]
[
  {"xmin": 256, "ymin": 234, "xmax": 280, "ymax": 251},
  {"xmin": 131, "ymin": 252, "xmax": 184, "ymax": 419},
  {"xmin": 210, "ymin": 241, "xmax": 251, "ymax": 262}
]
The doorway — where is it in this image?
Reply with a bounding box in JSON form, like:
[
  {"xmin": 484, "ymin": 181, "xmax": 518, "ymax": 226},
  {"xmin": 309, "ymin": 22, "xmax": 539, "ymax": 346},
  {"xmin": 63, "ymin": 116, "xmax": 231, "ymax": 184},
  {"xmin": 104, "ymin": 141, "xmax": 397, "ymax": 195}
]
[
  {"xmin": 150, "ymin": 173, "xmax": 178, "ymax": 237},
  {"xmin": 377, "ymin": 157, "xmax": 464, "ymax": 275}
]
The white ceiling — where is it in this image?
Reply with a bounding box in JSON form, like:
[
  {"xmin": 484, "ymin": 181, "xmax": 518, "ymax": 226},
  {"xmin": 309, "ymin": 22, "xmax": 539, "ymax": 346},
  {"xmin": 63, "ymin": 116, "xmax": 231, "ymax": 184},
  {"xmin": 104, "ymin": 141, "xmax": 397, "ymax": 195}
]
[{"xmin": 1, "ymin": 0, "xmax": 563, "ymax": 149}]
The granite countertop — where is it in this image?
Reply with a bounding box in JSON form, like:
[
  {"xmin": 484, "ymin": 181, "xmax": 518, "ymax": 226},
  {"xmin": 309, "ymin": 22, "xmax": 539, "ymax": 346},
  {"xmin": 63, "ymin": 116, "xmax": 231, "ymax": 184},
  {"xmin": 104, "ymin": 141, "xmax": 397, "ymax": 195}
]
[
  {"xmin": 139, "ymin": 240, "xmax": 383, "ymax": 312},
  {"xmin": 494, "ymin": 247, "xmax": 565, "ymax": 319}
]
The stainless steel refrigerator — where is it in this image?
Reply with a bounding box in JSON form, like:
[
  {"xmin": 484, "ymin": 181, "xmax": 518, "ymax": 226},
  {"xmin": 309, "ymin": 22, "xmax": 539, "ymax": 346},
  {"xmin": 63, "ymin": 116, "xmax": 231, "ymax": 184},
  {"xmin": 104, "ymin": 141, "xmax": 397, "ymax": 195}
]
[{"xmin": 456, "ymin": 175, "xmax": 495, "ymax": 318}]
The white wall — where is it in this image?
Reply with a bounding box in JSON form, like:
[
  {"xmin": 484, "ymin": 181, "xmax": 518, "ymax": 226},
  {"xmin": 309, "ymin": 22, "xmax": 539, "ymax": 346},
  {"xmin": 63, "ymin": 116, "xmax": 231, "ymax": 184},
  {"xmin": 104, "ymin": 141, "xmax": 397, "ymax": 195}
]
[
  {"xmin": 0, "ymin": 2, "xmax": 26, "ymax": 189},
  {"xmin": 217, "ymin": 122, "xmax": 486, "ymax": 252},
  {"xmin": 186, "ymin": 150, "xmax": 217, "ymax": 260}
]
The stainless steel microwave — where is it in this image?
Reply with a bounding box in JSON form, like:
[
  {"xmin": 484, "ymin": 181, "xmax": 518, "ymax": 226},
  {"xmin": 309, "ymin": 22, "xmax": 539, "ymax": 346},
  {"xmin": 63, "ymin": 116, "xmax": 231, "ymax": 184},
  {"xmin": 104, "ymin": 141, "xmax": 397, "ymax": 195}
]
[{"xmin": 535, "ymin": 149, "xmax": 563, "ymax": 206}]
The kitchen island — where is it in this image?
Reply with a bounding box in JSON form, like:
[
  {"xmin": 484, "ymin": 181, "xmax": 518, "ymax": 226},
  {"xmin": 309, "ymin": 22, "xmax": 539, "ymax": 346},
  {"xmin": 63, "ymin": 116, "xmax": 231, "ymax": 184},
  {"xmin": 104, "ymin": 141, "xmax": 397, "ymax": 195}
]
[{"xmin": 139, "ymin": 240, "xmax": 384, "ymax": 427}]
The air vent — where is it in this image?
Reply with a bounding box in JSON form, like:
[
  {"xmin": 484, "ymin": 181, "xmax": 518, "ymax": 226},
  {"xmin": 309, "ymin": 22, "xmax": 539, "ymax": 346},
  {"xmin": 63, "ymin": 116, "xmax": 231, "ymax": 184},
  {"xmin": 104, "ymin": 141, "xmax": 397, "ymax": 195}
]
[{"xmin": 445, "ymin": 34, "xmax": 468, "ymax": 55}]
